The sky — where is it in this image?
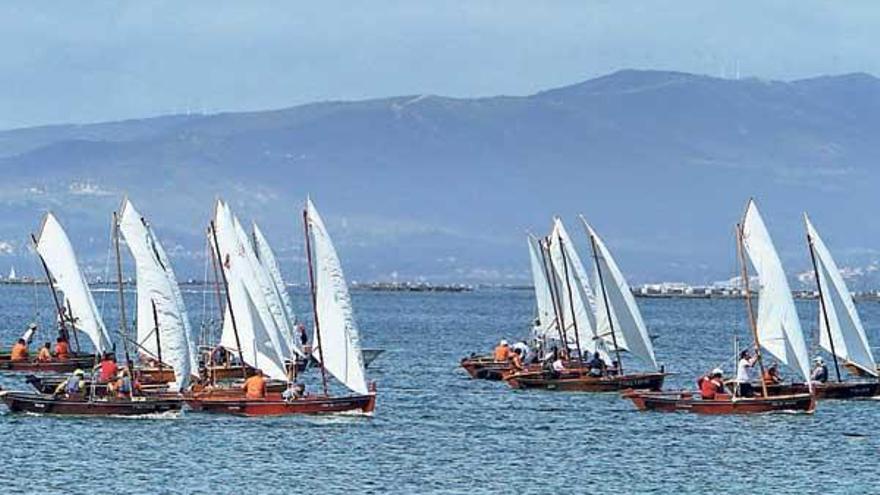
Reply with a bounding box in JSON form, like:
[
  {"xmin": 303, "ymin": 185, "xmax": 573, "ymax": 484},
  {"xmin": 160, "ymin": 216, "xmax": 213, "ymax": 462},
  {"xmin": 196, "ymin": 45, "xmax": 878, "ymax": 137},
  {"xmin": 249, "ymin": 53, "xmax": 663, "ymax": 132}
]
[{"xmin": 1, "ymin": 1, "xmax": 879, "ymax": 129}]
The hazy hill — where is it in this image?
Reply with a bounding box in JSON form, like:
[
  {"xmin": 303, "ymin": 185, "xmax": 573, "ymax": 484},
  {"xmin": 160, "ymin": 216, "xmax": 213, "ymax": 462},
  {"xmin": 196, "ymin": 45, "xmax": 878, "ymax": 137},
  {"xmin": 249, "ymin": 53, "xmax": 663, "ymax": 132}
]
[{"xmin": 1, "ymin": 69, "xmax": 879, "ymax": 286}]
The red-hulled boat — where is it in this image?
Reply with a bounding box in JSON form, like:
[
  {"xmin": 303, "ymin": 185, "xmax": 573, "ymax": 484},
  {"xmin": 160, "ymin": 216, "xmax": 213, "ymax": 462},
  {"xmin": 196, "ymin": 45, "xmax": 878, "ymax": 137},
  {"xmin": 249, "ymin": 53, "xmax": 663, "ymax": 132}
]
[
  {"xmin": 506, "ymin": 368, "xmax": 666, "ymax": 392},
  {"xmin": 742, "ymin": 380, "xmax": 880, "ymax": 400},
  {"xmin": 460, "ymin": 355, "xmax": 515, "ymax": 380},
  {"xmin": 622, "ymin": 390, "xmax": 815, "ymax": 414},
  {"xmin": 0, "ymin": 391, "xmax": 183, "ymax": 416}
]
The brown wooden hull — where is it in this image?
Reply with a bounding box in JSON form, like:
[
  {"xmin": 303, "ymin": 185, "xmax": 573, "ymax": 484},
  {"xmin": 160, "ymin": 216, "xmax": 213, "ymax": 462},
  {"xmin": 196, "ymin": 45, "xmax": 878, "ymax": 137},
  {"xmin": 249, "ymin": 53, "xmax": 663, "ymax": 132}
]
[
  {"xmin": 506, "ymin": 370, "xmax": 666, "ymax": 392},
  {"xmin": 24, "ymin": 374, "xmax": 169, "ymax": 395},
  {"xmin": 460, "ymin": 356, "xmax": 513, "ymax": 380},
  {"xmin": 623, "ymin": 390, "xmax": 816, "ymax": 414},
  {"xmin": 0, "ymin": 391, "xmax": 183, "ymax": 416},
  {"xmin": 0, "ymin": 354, "xmax": 96, "ymax": 373},
  {"xmin": 189, "ymin": 393, "xmax": 376, "ymax": 416},
  {"xmin": 762, "ymin": 381, "xmax": 880, "ymax": 400}
]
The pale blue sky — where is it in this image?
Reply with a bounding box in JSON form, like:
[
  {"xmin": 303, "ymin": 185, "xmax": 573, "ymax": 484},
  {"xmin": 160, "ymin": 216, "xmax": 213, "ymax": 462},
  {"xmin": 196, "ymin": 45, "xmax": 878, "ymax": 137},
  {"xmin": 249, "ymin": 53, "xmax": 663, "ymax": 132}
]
[{"xmin": 1, "ymin": 1, "xmax": 878, "ymax": 129}]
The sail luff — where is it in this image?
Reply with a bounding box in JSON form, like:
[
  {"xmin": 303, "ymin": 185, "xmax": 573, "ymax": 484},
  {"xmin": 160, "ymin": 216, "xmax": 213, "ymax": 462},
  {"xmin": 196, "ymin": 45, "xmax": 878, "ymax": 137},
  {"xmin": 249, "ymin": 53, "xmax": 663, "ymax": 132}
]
[
  {"xmin": 252, "ymin": 223, "xmax": 299, "ymax": 355},
  {"xmin": 806, "ymin": 214, "xmax": 877, "ymax": 377},
  {"xmin": 527, "ymin": 234, "xmax": 556, "ymax": 340}
]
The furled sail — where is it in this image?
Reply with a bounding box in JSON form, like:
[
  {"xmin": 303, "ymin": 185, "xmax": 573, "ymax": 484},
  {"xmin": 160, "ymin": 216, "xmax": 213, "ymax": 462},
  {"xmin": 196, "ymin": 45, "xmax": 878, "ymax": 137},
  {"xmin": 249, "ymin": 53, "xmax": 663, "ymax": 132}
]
[
  {"xmin": 306, "ymin": 198, "xmax": 369, "ymax": 395},
  {"xmin": 806, "ymin": 214, "xmax": 877, "ymax": 377},
  {"xmin": 584, "ymin": 219, "xmax": 659, "ymax": 369},
  {"xmin": 527, "ymin": 234, "xmax": 556, "ymax": 340},
  {"xmin": 252, "ymin": 223, "xmax": 299, "ymax": 355},
  {"xmin": 34, "ymin": 213, "xmax": 112, "ymax": 352},
  {"xmin": 213, "ymin": 201, "xmax": 288, "ymax": 380},
  {"xmin": 740, "ymin": 200, "xmax": 810, "ymax": 382},
  {"xmin": 547, "ymin": 219, "xmax": 603, "ymax": 357},
  {"xmin": 118, "ymin": 199, "xmax": 198, "ymax": 391}
]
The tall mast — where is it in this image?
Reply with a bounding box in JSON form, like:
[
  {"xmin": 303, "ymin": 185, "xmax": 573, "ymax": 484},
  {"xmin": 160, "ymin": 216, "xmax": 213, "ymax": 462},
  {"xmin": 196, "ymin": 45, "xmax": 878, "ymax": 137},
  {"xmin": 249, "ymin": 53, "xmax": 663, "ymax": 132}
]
[
  {"xmin": 209, "ymin": 220, "xmax": 248, "ymax": 380},
  {"xmin": 589, "ymin": 231, "xmax": 624, "ymax": 374},
  {"xmin": 31, "ymin": 233, "xmax": 73, "ymax": 349},
  {"xmin": 557, "ymin": 233, "xmax": 583, "ymax": 361},
  {"xmin": 303, "ymin": 202, "xmax": 330, "ymax": 396},
  {"xmin": 543, "ymin": 237, "xmax": 570, "ymax": 359},
  {"xmin": 112, "ymin": 211, "xmax": 134, "ymax": 371},
  {"xmin": 533, "ymin": 234, "xmax": 562, "ymax": 351},
  {"xmin": 736, "ymin": 222, "xmax": 768, "ymax": 398},
  {"xmin": 806, "ymin": 229, "xmax": 842, "ymax": 382}
]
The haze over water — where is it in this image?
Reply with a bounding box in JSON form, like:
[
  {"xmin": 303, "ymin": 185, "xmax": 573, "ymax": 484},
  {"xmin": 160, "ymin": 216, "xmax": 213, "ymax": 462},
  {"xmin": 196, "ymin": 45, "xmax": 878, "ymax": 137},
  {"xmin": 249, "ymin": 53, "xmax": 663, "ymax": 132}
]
[{"xmin": 0, "ymin": 285, "xmax": 877, "ymax": 494}]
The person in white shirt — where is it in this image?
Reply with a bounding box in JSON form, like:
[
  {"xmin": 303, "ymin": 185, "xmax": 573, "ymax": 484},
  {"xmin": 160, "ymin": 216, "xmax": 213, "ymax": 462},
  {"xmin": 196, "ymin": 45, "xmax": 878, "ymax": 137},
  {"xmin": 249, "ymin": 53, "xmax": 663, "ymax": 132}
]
[{"xmin": 735, "ymin": 349, "xmax": 759, "ymax": 397}]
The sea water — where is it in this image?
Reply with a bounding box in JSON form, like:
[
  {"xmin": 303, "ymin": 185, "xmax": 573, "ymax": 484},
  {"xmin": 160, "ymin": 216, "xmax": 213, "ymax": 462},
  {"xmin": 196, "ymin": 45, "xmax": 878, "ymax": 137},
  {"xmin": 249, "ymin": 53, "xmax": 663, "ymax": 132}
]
[{"xmin": 0, "ymin": 285, "xmax": 877, "ymax": 494}]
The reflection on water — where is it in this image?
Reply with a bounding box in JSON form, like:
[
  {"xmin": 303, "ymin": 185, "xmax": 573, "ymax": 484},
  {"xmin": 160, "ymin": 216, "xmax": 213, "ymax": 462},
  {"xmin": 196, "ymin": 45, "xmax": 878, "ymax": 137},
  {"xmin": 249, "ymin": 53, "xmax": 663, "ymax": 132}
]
[{"xmin": 0, "ymin": 285, "xmax": 878, "ymax": 494}]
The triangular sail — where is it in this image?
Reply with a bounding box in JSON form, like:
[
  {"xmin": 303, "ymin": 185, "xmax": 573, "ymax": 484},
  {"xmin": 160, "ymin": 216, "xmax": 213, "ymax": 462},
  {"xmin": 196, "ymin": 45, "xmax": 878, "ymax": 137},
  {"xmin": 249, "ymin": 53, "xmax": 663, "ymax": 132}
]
[
  {"xmin": 527, "ymin": 234, "xmax": 556, "ymax": 340},
  {"xmin": 35, "ymin": 213, "xmax": 112, "ymax": 352},
  {"xmin": 306, "ymin": 199, "xmax": 369, "ymax": 395},
  {"xmin": 584, "ymin": 220, "xmax": 658, "ymax": 369},
  {"xmin": 252, "ymin": 223, "xmax": 299, "ymax": 354},
  {"xmin": 213, "ymin": 201, "xmax": 288, "ymax": 380},
  {"xmin": 547, "ymin": 219, "xmax": 602, "ymax": 356},
  {"xmin": 118, "ymin": 199, "xmax": 198, "ymax": 391},
  {"xmin": 740, "ymin": 200, "xmax": 811, "ymax": 382},
  {"xmin": 806, "ymin": 214, "xmax": 877, "ymax": 377}
]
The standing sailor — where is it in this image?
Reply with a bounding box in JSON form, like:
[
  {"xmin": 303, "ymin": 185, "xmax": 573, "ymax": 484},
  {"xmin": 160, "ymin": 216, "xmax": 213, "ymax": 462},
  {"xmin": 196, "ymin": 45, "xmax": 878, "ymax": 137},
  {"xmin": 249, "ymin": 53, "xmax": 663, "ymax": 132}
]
[{"xmin": 735, "ymin": 349, "xmax": 759, "ymax": 397}]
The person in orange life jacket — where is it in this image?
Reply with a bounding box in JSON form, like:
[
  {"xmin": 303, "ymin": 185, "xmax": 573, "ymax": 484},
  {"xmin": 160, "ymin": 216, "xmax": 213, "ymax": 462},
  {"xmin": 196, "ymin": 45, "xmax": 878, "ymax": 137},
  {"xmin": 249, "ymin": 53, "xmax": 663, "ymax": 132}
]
[
  {"xmin": 493, "ymin": 340, "xmax": 512, "ymax": 362},
  {"xmin": 242, "ymin": 369, "xmax": 268, "ymax": 399},
  {"xmin": 54, "ymin": 337, "xmax": 71, "ymax": 359},
  {"xmin": 763, "ymin": 362, "xmax": 783, "ymax": 385},
  {"xmin": 95, "ymin": 353, "xmax": 118, "ymax": 383},
  {"xmin": 699, "ymin": 368, "xmax": 726, "ymax": 399},
  {"xmin": 10, "ymin": 338, "xmax": 28, "ymax": 361}
]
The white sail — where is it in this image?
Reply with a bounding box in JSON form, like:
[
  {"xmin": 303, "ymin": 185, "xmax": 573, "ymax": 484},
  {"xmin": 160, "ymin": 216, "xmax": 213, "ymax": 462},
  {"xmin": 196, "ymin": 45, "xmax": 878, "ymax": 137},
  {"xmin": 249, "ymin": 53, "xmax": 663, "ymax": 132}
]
[
  {"xmin": 306, "ymin": 199, "xmax": 369, "ymax": 395},
  {"xmin": 118, "ymin": 199, "xmax": 198, "ymax": 391},
  {"xmin": 547, "ymin": 220, "xmax": 602, "ymax": 356},
  {"xmin": 527, "ymin": 234, "xmax": 556, "ymax": 339},
  {"xmin": 741, "ymin": 200, "xmax": 811, "ymax": 382},
  {"xmin": 213, "ymin": 201, "xmax": 288, "ymax": 380},
  {"xmin": 35, "ymin": 213, "xmax": 112, "ymax": 352},
  {"xmin": 218, "ymin": 278, "xmax": 288, "ymax": 380},
  {"xmin": 806, "ymin": 214, "xmax": 877, "ymax": 376},
  {"xmin": 252, "ymin": 223, "xmax": 299, "ymax": 354},
  {"xmin": 584, "ymin": 220, "xmax": 658, "ymax": 369}
]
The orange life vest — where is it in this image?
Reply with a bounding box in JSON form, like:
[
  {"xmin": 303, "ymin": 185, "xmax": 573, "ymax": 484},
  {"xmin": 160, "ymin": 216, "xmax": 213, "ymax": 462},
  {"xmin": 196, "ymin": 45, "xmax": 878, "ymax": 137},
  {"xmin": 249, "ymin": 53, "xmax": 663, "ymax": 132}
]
[
  {"xmin": 55, "ymin": 341, "xmax": 70, "ymax": 359},
  {"xmin": 700, "ymin": 376, "xmax": 723, "ymax": 400},
  {"xmin": 10, "ymin": 343, "xmax": 28, "ymax": 361},
  {"xmin": 243, "ymin": 375, "xmax": 267, "ymax": 399},
  {"xmin": 493, "ymin": 345, "xmax": 510, "ymax": 362}
]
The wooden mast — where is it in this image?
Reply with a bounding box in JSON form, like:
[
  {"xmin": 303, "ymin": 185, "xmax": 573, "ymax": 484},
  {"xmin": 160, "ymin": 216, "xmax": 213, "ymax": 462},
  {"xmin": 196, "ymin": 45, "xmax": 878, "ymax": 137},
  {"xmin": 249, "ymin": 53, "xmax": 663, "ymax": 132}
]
[
  {"xmin": 736, "ymin": 221, "xmax": 769, "ymax": 398},
  {"xmin": 112, "ymin": 211, "xmax": 135, "ymax": 373},
  {"xmin": 303, "ymin": 202, "xmax": 330, "ymax": 396},
  {"xmin": 542, "ymin": 237, "xmax": 570, "ymax": 359},
  {"xmin": 557, "ymin": 232, "xmax": 583, "ymax": 362},
  {"xmin": 589, "ymin": 231, "xmax": 624, "ymax": 375},
  {"xmin": 31, "ymin": 233, "xmax": 74, "ymax": 351},
  {"xmin": 806, "ymin": 228, "xmax": 842, "ymax": 382},
  {"xmin": 209, "ymin": 220, "xmax": 248, "ymax": 380}
]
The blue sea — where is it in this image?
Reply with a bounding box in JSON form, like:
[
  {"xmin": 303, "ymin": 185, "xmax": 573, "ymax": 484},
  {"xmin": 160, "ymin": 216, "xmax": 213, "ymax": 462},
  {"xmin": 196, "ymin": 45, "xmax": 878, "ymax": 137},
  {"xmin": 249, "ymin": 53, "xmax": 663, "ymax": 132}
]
[{"xmin": 0, "ymin": 284, "xmax": 878, "ymax": 494}]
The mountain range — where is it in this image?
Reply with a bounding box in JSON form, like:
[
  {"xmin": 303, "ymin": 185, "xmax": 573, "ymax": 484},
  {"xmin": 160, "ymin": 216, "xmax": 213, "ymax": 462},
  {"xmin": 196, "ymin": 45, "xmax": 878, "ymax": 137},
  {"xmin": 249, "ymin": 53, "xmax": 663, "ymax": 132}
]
[{"xmin": 1, "ymin": 69, "xmax": 880, "ymax": 287}]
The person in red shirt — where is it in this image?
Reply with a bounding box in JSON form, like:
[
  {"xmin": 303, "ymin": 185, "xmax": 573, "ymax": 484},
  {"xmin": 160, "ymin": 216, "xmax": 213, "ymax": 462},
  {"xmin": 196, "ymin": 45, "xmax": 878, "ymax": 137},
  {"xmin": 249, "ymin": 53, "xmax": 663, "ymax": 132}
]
[
  {"xmin": 96, "ymin": 353, "xmax": 119, "ymax": 383},
  {"xmin": 54, "ymin": 337, "xmax": 71, "ymax": 360},
  {"xmin": 699, "ymin": 368, "xmax": 725, "ymax": 400},
  {"xmin": 242, "ymin": 370, "xmax": 267, "ymax": 399}
]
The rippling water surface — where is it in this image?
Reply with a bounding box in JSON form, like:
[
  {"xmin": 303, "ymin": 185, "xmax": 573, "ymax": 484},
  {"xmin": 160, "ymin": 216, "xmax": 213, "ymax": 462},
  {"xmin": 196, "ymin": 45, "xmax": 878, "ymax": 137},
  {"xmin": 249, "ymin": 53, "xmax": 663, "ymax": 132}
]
[{"xmin": 1, "ymin": 284, "xmax": 879, "ymax": 494}]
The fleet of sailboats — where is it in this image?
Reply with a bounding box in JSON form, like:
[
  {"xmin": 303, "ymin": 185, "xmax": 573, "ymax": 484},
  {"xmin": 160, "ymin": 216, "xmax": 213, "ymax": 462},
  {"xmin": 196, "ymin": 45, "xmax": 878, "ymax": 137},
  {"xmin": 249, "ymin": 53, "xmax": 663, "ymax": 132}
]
[{"xmin": 5, "ymin": 195, "xmax": 880, "ymax": 418}]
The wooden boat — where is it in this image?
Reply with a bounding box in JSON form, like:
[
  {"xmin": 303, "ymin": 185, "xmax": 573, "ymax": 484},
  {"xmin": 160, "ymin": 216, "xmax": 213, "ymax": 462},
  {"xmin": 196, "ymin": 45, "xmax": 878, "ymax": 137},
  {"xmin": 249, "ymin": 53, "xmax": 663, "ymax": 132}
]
[
  {"xmin": 192, "ymin": 392, "xmax": 376, "ymax": 416},
  {"xmin": 0, "ymin": 353, "xmax": 96, "ymax": 373},
  {"xmin": 622, "ymin": 390, "xmax": 815, "ymax": 414},
  {"xmin": 507, "ymin": 368, "xmax": 666, "ymax": 392},
  {"xmin": 746, "ymin": 380, "xmax": 880, "ymax": 400},
  {"xmin": 625, "ymin": 201, "xmax": 818, "ymax": 415},
  {"xmin": 24, "ymin": 374, "xmax": 171, "ymax": 395},
  {"xmin": 0, "ymin": 391, "xmax": 183, "ymax": 416},
  {"xmin": 189, "ymin": 199, "xmax": 377, "ymax": 417},
  {"xmin": 460, "ymin": 355, "xmax": 513, "ymax": 380}
]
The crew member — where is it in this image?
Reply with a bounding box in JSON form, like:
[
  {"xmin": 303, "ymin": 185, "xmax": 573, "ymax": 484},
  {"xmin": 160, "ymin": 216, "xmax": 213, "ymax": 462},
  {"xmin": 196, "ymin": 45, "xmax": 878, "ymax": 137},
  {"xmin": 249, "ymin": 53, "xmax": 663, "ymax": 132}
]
[
  {"xmin": 811, "ymin": 357, "xmax": 829, "ymax": 384},
  {"xmin": 763, "ymin": 362, "xmax": 783, "ymax": 385},
  {"xmin": 242, "ymin": 369, "xmax": 268, "ymax": 399},
  {"xmin": 735, "ymin": 349, "xmax": 759, "ymax": 397},
  {"xmin": 9, "ymin": 338, "xmax": 28, "ymax": 361},
  {"xmin": 699, "ymin": 368, "xmax": 726, "ymax": 400},
  {"xmin": 54, "ymin": 337, "xmax": 71, "ymax": 360},
  {"xmin": 96, "ymin": 353, "xmax": 119, "ymax": 383},
  {"xmin": 54, "ymin": 369, "xmax": 85, "ymax": 397},
  {"xmin": 493, "ymin": 340, "xmax": 512, "ymax": 362},
  {"xmin": 36, "ymin": 342, "xmax": 52, "ymax": 362}
]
